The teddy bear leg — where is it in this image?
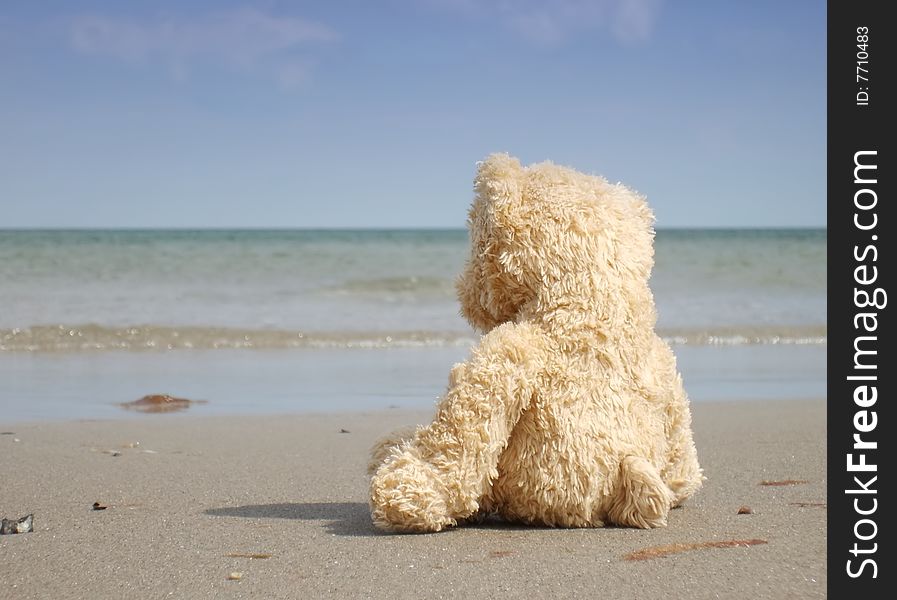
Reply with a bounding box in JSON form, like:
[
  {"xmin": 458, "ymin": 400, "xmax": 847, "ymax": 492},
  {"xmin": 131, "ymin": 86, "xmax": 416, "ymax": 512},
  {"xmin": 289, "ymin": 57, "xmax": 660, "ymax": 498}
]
[
  {"xmin": 607, "ymin": 456, "xmax": 675, "ymax": 528},
  {"xmin": 367, "ymin": 425, "xmax": 419, "ymax": 476}
]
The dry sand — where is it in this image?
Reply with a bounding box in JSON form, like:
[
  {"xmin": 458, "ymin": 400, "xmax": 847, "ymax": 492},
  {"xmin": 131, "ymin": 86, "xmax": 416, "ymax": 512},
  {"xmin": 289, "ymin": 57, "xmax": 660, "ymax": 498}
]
[{"xmin": 1, "ymin": 399, "xmax": 826, "ymax": 599}]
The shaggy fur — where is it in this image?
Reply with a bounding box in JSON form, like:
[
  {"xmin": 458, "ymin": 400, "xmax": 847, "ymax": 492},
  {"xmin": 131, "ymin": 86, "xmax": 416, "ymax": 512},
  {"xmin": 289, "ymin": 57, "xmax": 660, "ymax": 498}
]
[{"xmin": 369, "ymin": 153, "xmax": 703, "ymax": 533}]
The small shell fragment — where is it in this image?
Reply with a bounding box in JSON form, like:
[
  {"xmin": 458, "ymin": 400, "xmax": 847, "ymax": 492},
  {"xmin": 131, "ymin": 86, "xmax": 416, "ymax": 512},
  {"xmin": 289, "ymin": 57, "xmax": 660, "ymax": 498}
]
[
  {"xmin": 737, "ymin": 506, "xmax": 753, "ymax": 514},
  {"xmin": 0, "ymin": 514, "xmax": 33, "ymax": 534},
  {"xmin": 226, "ymin": 572, "xmax": 243, "ymax": 581}
]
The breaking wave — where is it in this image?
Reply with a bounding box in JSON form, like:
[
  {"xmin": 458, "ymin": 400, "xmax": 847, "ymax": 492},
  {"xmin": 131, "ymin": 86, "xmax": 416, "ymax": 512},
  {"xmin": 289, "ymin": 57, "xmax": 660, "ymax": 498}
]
[{"xmin": 0, "ymin": 324, "xmax": 827, "ymax": 353}]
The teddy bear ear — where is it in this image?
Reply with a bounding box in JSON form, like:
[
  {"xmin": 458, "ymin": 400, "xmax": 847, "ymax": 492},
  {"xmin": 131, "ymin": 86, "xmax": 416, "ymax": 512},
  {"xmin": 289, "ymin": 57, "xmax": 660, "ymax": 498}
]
[
  {"xmin": 473, "ymin": 153, "xmax": 525, "ymax": 229},
  {"xmin": 474, "ymin": 153, "xmax": 523, "ymax": 200},
  {"xmin": 476, "ymin": 152, "xmax": 522, "ymax": 180}
]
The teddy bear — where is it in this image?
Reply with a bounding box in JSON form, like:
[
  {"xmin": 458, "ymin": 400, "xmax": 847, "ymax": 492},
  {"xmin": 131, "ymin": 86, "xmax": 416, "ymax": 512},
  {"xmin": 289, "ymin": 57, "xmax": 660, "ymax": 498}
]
[{"xmin": 368, "ymin": 153, "xmax": 703, "ymax": 533}]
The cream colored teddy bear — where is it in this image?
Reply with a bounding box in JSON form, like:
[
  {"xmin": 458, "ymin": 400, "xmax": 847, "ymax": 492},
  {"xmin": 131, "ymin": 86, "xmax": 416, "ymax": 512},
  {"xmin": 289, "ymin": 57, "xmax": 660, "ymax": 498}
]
[{"xmin": 369, "ymin": 154, "xmax": 702, "ymax": 532}]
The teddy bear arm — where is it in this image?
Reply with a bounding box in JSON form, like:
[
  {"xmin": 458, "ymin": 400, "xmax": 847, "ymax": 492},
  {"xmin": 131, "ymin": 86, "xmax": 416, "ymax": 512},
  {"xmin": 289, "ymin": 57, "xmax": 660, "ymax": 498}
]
[
  {"xmin": 661, "ymin": 406, "xmax": 704, "ymax": 506},
  {"xmin": 369, "ymin": 323, "xmax": 543, "ymax": 532},
  {"xmin": 366, "ymin": 425, "xmax": 419, "ymax": 476},
  {"xmin": 645, "ymin": 338, "xmax": 704, "ymax": 505}
]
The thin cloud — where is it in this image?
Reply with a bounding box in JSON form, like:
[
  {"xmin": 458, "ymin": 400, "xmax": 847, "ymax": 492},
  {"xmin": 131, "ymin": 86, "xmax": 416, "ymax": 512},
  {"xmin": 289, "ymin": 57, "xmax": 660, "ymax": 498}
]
[
  {"xmin": 420, "ymin": 0, "xmax": 663, "ymax": 45},
  {"xmin": 508, "ymin": 12, "xmax": 567, "ymax": 45},
  {"xmin": 611, "ymin": 0, "xmax": 663, "ymax": 44},
  {"xmin": 69, "ymin": 7, "xmax": 337, "ymax": 84}
]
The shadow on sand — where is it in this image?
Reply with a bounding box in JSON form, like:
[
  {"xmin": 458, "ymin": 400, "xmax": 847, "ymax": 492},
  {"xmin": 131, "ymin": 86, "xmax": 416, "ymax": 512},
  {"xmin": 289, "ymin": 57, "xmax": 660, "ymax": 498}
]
[
  {"xmin": 205, "ymin": 502, "xmax": 379, "ymax": 537},
  {"xmin": 206, "ymin": 502, "xmax": 551, "ymax": 537}
]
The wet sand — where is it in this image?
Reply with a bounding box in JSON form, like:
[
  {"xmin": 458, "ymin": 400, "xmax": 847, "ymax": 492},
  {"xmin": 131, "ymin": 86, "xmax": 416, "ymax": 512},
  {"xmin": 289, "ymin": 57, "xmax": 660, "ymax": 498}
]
[
  {"xmin": 0, "ymin": 398, "xmax": 826, "ymax": 599},
  {"xmin": 0, "ymin": 344, "xmax": 826, "ymax": 422}
]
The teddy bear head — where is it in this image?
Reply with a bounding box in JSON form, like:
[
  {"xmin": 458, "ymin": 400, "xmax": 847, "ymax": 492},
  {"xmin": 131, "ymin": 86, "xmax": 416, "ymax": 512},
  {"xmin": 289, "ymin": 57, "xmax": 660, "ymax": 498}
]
[{"xmin": 456, "ymin": 153, "xmax": 657, "ymax": 334}]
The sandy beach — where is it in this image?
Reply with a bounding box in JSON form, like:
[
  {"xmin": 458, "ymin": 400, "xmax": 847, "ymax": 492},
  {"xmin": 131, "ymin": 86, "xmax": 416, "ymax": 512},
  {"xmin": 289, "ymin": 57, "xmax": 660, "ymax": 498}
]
[{"xmin": 1, "ymin": 398, "xmax": 825, "ymax": 599}]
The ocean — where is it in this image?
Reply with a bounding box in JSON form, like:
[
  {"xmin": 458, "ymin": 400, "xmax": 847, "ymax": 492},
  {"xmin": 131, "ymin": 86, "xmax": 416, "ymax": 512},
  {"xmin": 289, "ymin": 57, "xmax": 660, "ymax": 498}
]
[{"xmin": 0, "ymin": 229, "xmax": 826, "ymax": 421}]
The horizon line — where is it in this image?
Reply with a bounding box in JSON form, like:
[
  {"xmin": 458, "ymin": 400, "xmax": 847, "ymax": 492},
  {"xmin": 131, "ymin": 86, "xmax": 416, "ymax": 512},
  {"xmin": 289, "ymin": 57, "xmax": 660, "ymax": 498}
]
[{"xmin": 0, "ymin": 225, "xmax": 828, "ymax": 232}]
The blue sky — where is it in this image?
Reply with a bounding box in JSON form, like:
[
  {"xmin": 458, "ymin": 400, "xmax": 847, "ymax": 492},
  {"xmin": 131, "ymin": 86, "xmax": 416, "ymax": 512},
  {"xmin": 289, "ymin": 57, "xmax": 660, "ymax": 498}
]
[{"xmin": 1, "ymin": 1, "xmax": 825, "ymax": 228}]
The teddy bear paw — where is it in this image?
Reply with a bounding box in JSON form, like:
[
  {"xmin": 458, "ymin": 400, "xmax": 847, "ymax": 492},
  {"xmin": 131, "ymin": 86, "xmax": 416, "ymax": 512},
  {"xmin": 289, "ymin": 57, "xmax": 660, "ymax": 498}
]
[
  {"xmin": 370, "ymin": 453, "xmax": 457, "ymax": 533},
  {"xmin": 608, "ymin": 456, "xmax": 675, "ymax": 528}
]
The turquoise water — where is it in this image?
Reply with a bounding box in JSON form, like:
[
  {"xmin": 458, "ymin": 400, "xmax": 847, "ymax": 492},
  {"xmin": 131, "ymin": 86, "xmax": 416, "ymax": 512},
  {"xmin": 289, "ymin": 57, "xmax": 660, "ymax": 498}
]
[
  {"xmin": 0, "ymin": 228, "xmax": 826, "ymax": 421},
  {"xmin": 0, "ymin": 228, "xmax": 825, "ymax": 351}
]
